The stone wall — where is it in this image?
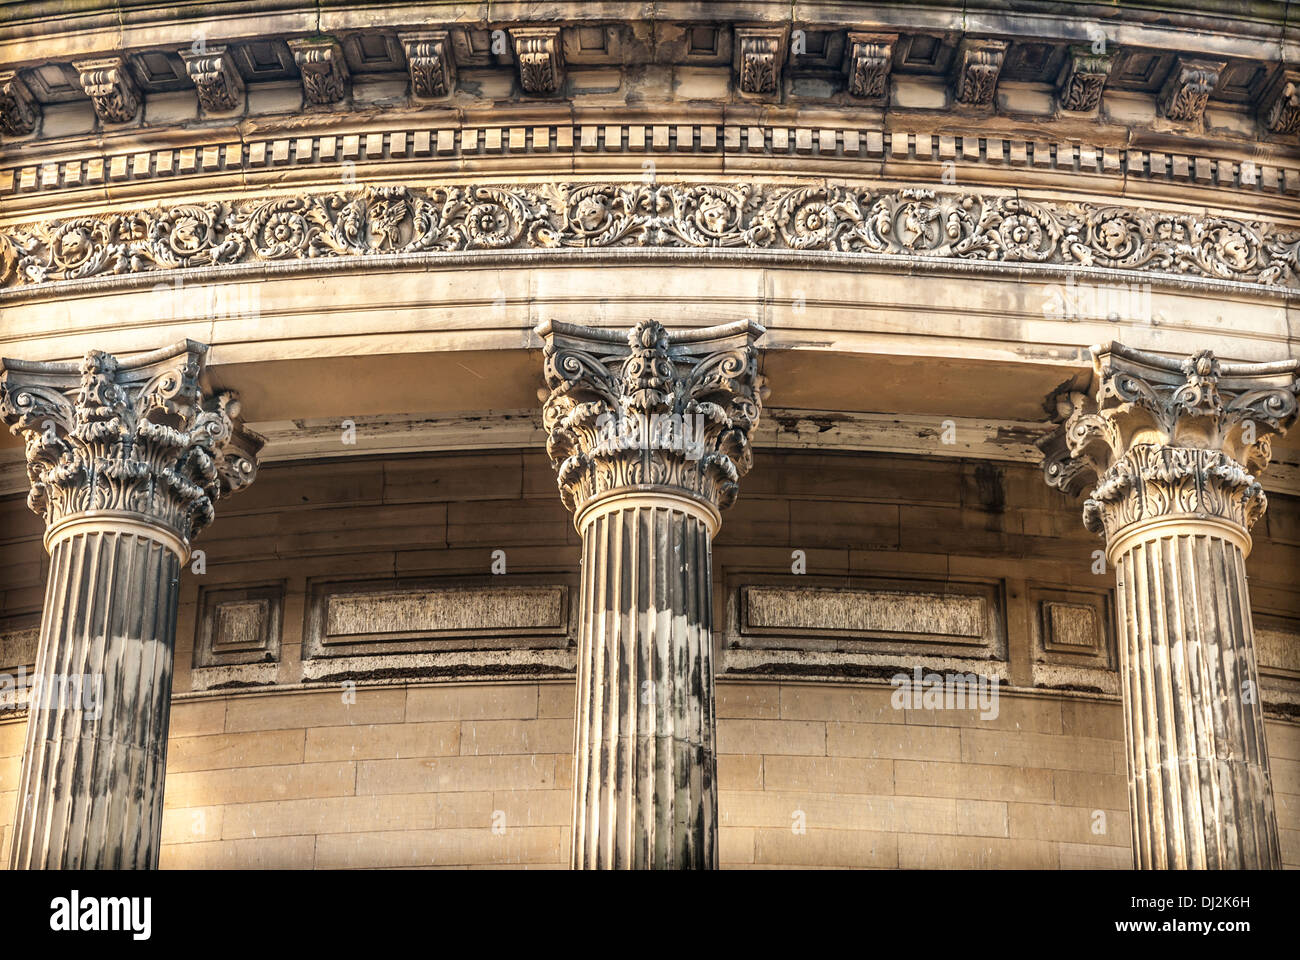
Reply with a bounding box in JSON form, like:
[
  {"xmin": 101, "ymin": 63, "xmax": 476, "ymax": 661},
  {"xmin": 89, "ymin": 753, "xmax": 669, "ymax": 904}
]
[{"xmin": 1, "ymin": 682, "xmax": 1297, "ymax": 868}]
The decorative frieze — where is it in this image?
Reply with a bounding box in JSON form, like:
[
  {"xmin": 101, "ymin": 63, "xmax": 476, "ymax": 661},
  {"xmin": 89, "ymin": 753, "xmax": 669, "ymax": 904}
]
[
  {"xmin": 735, "ymin": 26, "xmax": 788, "ymax": 96},
  {"xmin": 0, "ymin": 340, "xmax": 260, "ymax": 552},
  {"xmin": 288, "ymin": 37, "xmax": 348, "ymax": 105},
  {"xmin": 510, "ymin": 27, "xmax": 564, "ymax": 95},
  {"xmin": 3, "ymin": 182, "xmax": 1297, "ymax": 295},
  {"xmin": 843, "ymin": 33, "xmax": 895, "ymax": 101},
  {"xmin": 0, "ymin": 71, "xmax": 38, "ymax": 136},
  {"xmin": 1158, "ymin": 57, "xmax": 1225, "ymax": 123},
  {"xmin": 180, "ymin": 44, "xmax": 244, "ymax": 114},
  {"xmin": 1260, "ymin": 68, "xmax": 1300, "ymax": 136},
  {"xmin": 399, "ymin": 31, "xmax": 455, "ymax": 100},
  {"xmin": 72, "ymin": 56, "xmax": 140, "ymax": 124},
  {"xmin": 1057, "ymin": 46, "xmax": 1111, "ymax": 113},
  {"xmin": 952, "ymin": 38, "xmax": 1007, "ymax": 107}
]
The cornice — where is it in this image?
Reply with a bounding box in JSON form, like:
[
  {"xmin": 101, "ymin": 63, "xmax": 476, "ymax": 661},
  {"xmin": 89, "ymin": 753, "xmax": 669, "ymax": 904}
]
[{"xmin": 3, "ymin": 115, "xmax": 1298, "ymax": 223}]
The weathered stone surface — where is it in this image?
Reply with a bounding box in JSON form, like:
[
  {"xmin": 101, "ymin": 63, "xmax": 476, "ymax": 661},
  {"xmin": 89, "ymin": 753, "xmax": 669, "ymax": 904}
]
[{"xmin": 1041, "ymin": 342, "xmax": 1299, "ymax": 869}]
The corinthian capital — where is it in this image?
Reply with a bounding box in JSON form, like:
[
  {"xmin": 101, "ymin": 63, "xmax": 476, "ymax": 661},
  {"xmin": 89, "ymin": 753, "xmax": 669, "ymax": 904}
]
[
  {"xmin": 1039, "ymin": 341, "xmax": 1299, "ymax": 547},
  {"xmin": 0, "ymin": 340, "xmax": 261, "ymax": 555},
  {"xmin": 536, "ymin": 319, "xmax": 767, "ymax": 520}
]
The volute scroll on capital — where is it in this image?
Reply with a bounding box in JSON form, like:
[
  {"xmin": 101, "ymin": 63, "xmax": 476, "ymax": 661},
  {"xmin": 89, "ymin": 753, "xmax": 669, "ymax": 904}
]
[
  {"xmin": 535, "ymin": 318, "xmax": 767, "ymax": 521},
  {"xmin": 0, "ymin": 339, "xmax": 262, "ymax": 557},
  {"xmin": 1039, "ymin": 341, "xmax": 1299, "ymax": 549}
]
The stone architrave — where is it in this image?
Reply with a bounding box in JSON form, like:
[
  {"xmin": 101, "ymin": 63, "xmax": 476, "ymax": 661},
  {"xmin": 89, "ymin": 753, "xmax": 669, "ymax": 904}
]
[
  {"xmin": 536, "ymin": 318, "xmax": 766, "ymax": 869},
  {"xmin": 1040, "ymin": 341, "xmax": 1298, "ymax": 869},
  {"xmin": 0, "ymin": 340, "xmax": 260, "ymax": 868}
]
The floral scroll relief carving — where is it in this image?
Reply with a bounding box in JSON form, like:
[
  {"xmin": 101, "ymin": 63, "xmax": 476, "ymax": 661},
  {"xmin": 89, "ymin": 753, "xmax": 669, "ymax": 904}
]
[{"xmin": 1, "ymin": 182, "xmax": 1297, "ymax": 292}]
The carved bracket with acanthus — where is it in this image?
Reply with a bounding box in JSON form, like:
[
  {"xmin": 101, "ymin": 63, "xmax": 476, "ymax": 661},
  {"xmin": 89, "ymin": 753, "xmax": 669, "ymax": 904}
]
[
  {"xmin": 536, "ymin": 318, "xmax": 767, "ymax": 518},
  {"xmin": 510, "ymin": 27, "xmax": 564, "ymax": 96},
  {"xmin": 399, "ymin": 31, "xmax": 456, "ymax": 100},
  {"xmin": 0, "ymin": 340, "xmax": 261, "ymax": 551},
  {"xmin": 1038, "ymin": 342, "xmax": 1299, "ymax": 545},
  {"xmin": 73, "ymin": 57, "xmax": 140, "ymax": 124},
  {"xmin": 844, "ymin": 33, "xmax": 895, "ymax": 101},
  {"xmin": 180, "ymin": 44, "xmax": 245, "ymax": 114},
  {"xmin": 288, "ymin": 37, "xmax": 349, "ymax": 105},
  {"xmin": 1057, "ymin": 46, "xmax": 1112, "ymax": 113},
  {"xmin": 1158, "ymin": 56, "xmax": 1225, "ymax": 123},
  {"xmin": 735, "ymin": 26, "xmax": 789, "ymax": 98},
  {"xmin": 1260, "ymin": 68, "xmax": 1300, "ymax": 136},
  {"xmin": 952, "ymin": 38, "xmax": 1007, "ymax": 107},
  {"xmin": 0, "ymin": 71, "xmax": 38, "ymax": 137}
]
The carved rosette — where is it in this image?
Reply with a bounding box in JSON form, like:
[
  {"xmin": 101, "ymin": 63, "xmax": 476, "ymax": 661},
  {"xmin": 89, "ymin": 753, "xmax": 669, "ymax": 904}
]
[
  {"xmin": 72, "ymin": 57, "xmax": 140, "ymax": 124},
  {"xmin": 1040, "ymin": 341, "xmax": 1299, "ymax": 550},
  {"xmin": 0, "ymin": 339, "xmax": 261, "ymax": 556},
  {"xmin": 537, "ymin": 319, "xmax": 766, "ymax": 521},
  {"xmin": 180, "ymin": 44, "xmax": 245, "ymax": 113}
]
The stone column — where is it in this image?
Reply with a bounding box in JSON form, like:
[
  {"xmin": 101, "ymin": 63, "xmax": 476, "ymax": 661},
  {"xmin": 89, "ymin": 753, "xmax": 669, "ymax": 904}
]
[
  {"xmin": 536, "ymin": 319, "xmax": 766, "ymax": 869},
  {"xmin": 1040, "ymin": 342, "xmax": 1298, "ymax": 869},
  {"xmin": 0, "ymin": 340, "xmax": 259, "ymax": 869}
]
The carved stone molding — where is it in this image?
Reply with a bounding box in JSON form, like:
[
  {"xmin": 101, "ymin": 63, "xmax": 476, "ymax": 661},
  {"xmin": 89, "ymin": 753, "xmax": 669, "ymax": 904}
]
[
  {"xmin": 844, "ymin": 32, "xmax": 895, "ymax": 101},
  {"xmin": 1159, "ymin": 57, "xmax": 1226, "ymax": 123},
  {"xmin": 0, "ymin": 71, "xmax": 38, "ymax": 137},
  {"xmin": 288, "ymin": 37, "xmax": 348, "ymax": 105},
  {"xmin": 510, "ymin": 27, "xmax": 563, "ymax": 95},
  {"xmin": 72, "ymin": 57, "xmax": 140, "ymax": 124},
  {"xmin": 536, "ymin": 318, "xmax": 766, "ymax": 518},
  {"xmin": 399, "ymin": 31, "xmax": 456, "ymax": 100},
  {"xmin": 1260, "ymin": 69, "xmax": 1300, "ymax": 136},
  {"xmin": 735, "ymin": 26, "xmax": 788, "ymax": 97},
  {"xmin": 180, "ymin": 44, "xmax": 245, "ymax": 114},
  {"xmin": 1039, "ymin": 341, "xmax": 1299, "ymax": 546},
  {"xmin": 0, "ymin": 339, "xmax": 261, "ymax": 553},
  {"xmin": 3, "ymin": 182, "xmax": 1296, "ymax": 295},
  {"xmin": 1057, "ymin": 46, "xmax": 1112, "ymax": 113},
  {"xmin": 952, "ymin": 38, "xmax": 1007, "ymax": 107}
]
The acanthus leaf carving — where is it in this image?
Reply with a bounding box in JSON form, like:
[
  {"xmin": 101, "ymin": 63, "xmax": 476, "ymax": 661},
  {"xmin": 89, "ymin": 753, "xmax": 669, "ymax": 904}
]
[
  {"xmin": 0, "ymin": 340, "xmax": 262, "ymax": 546},
  {"xmin": 288, "ymin": 37, "xmax": 348, "ymax": 105},
  {"xmin": 180, "ymin": 44, "xmax": 245, "ymax": 114},
  {"xmin": 844, "ymin": 33, "xmax": 895, "ymax": 101},
  {"xmin": 400, "ymin": 31, "xmax": 456, "ymax": 100},
  {"xmin": 1038, "ymin": 342, "xmax": 1299, "ymax": 543},
  {"xmin": 510, "ymin": 28, "xmax": 563, "ymax": 95},
  {"xmin": 537, "ymin": 319, "xmax": 767, "ymax": 517},
  {"xmin": 952, "ymin": 38, "xmax": 1007, "ymax": 107},
  {"xmin": 1057, "ymin": 47, "xmax": 1112, "ymax": 113},
  {"xmin": 72, "ymin": 57, "xmax": 140, "ymax": 124},
  {"xmin": 1159, "ymin": 57, "xmax": 1225, "ymax": 123},
  {"xmin": 0, "ymin": 70, "xmax": 38, "ymax": 137}
]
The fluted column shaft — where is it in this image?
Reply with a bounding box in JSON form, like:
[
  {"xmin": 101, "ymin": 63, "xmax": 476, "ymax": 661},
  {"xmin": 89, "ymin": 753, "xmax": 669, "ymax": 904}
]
[
  {"xmin": 1113, "ymin": 523, "xmax": 1280, "ymax": 868},
  {"xmin": 536, "ymin": 318, "xmax": 766, "ymax": 869},
  {"xmin": 10, "ymin": 524, "xmax": 181, "ymax": 869},
  {"xmin": 572, "ymin": 493, "xmax": 717, "ymax": 869}
]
